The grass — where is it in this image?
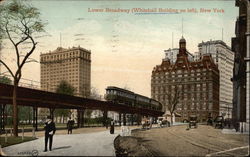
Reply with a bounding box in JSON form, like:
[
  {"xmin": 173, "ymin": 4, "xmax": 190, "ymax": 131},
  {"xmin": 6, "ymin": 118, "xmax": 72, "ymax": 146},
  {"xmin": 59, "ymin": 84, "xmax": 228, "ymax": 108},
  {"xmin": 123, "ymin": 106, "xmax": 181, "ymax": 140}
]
[
  {"xmin": 5, "ymin": 123, "xmax": 104, "ymax": 129},
  {"xmin": 5, "ymin": 123, "xmax": 69, "ymax": 129},
  {"xmin": 0, "ymin": 136, "xmax": 37, "ymax": 148}
]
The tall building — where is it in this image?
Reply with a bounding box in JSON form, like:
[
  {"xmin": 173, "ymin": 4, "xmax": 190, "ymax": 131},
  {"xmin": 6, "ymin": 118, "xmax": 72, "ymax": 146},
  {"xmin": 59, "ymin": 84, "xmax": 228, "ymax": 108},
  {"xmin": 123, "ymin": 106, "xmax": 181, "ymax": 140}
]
[
  {"xmin": 231, "ymin": 0, "xmax": 249, "ymax": 132},
  {"xmin": 151, "ymin": 37, "xmax": 220, "ymax": 122},
  {"xmin": 164, "ymin": 48, "xmax": 194, "ymax": 63},
  {"xmin": 40, "ymin": 46, "xmax": 91, "ymax": 120},
  {"xmin": 40, "ymin": 46, "xmax": 91, "ymax": 97},
  {"xmin": 197, "ymin": 40, "xmax": 234, "ymax": 118}
]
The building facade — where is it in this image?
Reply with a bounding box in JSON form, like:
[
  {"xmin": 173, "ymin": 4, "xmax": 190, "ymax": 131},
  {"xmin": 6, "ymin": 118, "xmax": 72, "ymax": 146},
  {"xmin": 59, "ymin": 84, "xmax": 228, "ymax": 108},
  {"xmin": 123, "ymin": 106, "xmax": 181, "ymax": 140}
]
[
  {"xmin": 197, "ymin": 40, "xmax": 234, "ymax": 118},
  {"xmin": 231, "ymin": 0, "xmax": 249, "ymax": 132},
  {"xmin": 40, "ymin": 46, "xmax": 91, "ymax": 97},
  {"xmin": 152, "ymin": 37, "xmax": 220, "ymax": 122},
  {"xmin": 164, "ymin": 48, "xmax": 194, "ymax": 63},
  {"xmin": 40, "ymin": 46, "xmax": 91, "ymax": 120}
]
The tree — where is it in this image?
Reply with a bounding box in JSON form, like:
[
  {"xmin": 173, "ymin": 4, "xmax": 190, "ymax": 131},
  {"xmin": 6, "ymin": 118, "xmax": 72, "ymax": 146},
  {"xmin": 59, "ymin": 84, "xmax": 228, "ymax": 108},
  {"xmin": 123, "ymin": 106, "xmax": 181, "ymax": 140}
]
[
  {"xmin": 165, "ymin": 87, "xmax": 180, "ymax": 125},
  {"xmin": 18, "ymin": 106, "xmax": 32, "ymax": 124},
  {"xmin": 85, "ymin": 87, "xmax": 102, "ymax": 124},
  {"xmin": 0, "ymin": 0, "xmax": 45, "ymax": 136},
  {"xmin": 56, "ymin": 80, "xmax": 75, "ymax": 96},
  {"xmin": 55, "ymin": 80, "xmax": 75, "ymax": 123},
  {"xmin": 0, "ymin": 75, "xmax": 12, "ymax": 84},
  {"xmin": 0, "ymin": 76, "xmax": 32, "ymax": 125}
]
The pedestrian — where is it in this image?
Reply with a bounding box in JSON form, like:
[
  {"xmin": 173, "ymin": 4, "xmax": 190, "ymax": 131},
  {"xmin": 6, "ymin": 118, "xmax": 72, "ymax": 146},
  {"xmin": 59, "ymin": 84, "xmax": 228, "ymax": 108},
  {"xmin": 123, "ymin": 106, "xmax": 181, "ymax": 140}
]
[
  {"xmin": 141, "ymin": 116, "xmax": 147, "ymax": 129},
  {"xmin": 44, "ymin": 116, "xmax": 56, "ymax": 152},
  {"xmin": 110, "ymin": 119, "xmax": 115, "ymax": 134},
  {"xmin": 149, "ymin": 117, "xmax": 153, "ymax": 129},
  {"xmin": 67, "ymin": 117, "xmax": 73, "ymax": 134}
]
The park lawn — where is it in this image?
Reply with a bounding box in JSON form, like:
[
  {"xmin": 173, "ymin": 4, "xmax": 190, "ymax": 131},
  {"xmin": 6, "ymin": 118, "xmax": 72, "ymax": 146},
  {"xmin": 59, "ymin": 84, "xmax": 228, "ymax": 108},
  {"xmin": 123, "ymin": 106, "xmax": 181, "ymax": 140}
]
[
  {"xmin": 0, "ymin": 136, "xmax": 37, "ymax": 148},
  {"xmin": 5, "ymin": 123, "xmax": 67, "ymax": 129}
]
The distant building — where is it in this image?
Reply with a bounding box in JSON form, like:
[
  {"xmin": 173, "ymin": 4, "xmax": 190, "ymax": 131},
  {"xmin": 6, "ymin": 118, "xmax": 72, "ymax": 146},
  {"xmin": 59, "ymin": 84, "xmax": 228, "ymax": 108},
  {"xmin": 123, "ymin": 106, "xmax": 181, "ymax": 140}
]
[
  {"xmin": 152, "ymin": 37, "xmax": 220, "ymax": 122},
  {"xmin": 194, "ymin": 51, "xmax": 201, "ymax": 61},
  {"xmin": 164, "ymin": 48, "xmax": 194, "ymax": 63},
  {"xmin": 197, "ymin": 40, "xmax": 234, "ymax": 118},
  {"xmin": 40, "ymin": 46, "xmax": 91, "ymax": 97},
  {"xmin": 231, "ymin": 0, "xmax": 249, "ymax": 132},
  {"xmin": 40, "ymin": 46, "xmax": 91, "ymax": 120}
]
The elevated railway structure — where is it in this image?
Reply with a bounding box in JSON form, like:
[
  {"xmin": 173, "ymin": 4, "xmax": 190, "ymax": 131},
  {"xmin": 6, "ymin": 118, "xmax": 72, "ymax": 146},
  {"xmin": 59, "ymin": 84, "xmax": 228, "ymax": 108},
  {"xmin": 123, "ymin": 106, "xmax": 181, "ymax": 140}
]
[{"xmin": 0, "ymin": 83, "xmax": 163, "ymax": 131}]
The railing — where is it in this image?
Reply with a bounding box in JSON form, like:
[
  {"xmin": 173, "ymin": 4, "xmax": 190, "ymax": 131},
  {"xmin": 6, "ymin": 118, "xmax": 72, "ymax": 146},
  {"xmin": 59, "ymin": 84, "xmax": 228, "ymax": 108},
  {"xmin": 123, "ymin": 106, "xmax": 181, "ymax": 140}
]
[{"xmin": 0, "ymin": 73, "xmax": 85, "ymax": 97}]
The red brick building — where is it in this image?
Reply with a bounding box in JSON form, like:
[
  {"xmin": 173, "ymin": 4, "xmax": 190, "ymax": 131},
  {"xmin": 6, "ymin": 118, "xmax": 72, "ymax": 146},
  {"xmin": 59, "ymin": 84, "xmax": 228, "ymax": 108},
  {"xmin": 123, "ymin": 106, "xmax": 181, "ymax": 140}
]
[{"xmin": 151, "ymin": 37, "xmax": 220, "ymax": 122}]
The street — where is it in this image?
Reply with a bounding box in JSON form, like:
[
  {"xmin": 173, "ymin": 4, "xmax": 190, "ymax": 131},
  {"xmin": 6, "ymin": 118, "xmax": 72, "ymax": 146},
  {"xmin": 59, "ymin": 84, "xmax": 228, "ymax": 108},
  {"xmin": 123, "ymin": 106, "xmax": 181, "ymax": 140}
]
[{"xmin": 117, "ymin": 125, "xmax": 249, "ymax": 156}]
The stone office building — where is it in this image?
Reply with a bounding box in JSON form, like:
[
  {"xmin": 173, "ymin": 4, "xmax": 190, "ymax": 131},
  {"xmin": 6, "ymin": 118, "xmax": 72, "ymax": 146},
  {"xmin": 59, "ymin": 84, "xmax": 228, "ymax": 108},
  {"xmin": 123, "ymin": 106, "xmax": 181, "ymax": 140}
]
[
  {"xmin": 40, "ymin": 46, "xmax": 91, "ymax": 97},
  {"xmin": 151, "ymin": 37, "xmax": 220, "ymax": 122},
  {"xmin": 40, "ymin": 46, "xmax": 91, "ymax": 121},
  {"xmin": 197, "ymin": 40, "xmax": 234, "ymax": 118}
]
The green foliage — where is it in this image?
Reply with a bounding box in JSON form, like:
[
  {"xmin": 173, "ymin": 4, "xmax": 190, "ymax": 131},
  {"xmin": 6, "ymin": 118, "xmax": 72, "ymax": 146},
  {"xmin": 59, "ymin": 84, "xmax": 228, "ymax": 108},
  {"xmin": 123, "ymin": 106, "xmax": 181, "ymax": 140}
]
[
  {"xmin": 4, "ymin": 105, "xmax": 33, "ymax": 125},
  {"xmin": 86, "ymin": 87, "xmax": 103, "ymax": 119},
  {"xmin": 85, "ymin": 109, "xmax": 92, "ymax": 118},
  {"xmin": 84, "ymin": 117, "xmax": 112, "ymax": 125},
  {"xmin": 54, "ymin": 109, "xmax": 71, "ymax": 120},
  {"xmin": 56, "ymin": 80, "xmax": 75, "ymax": 96},
  {"xmin": 18, "ymin": 106, "xmax": 32, "ymax": 124},
  {"xmin": 0, "ymin": 76, "xmax": 12, "ymax": 84},
  {"xmin": 0, "ymin": 136, "xmax": 36, "ymax": 148},
  {"xmin": 0, "ymin": 0, "xmax": 45, "ymax": 39},
  {"xmin": 0, "ymin": 0, "xmax": 45, "ymax": 137},
  {"xmin": 0, "ymin": 0, "xmax": 46, "ymax": 79},
  {"xmin": 55, "ymin": 80, "xmax": 75, "ymax": 120}
]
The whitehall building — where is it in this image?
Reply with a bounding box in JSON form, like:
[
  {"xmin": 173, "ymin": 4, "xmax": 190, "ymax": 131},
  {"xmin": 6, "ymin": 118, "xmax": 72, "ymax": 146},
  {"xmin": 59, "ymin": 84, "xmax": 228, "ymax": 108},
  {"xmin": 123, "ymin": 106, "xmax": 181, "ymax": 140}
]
[{"xmin": 40, "ymin": 46, "xmax": 91, "ymax": 97}]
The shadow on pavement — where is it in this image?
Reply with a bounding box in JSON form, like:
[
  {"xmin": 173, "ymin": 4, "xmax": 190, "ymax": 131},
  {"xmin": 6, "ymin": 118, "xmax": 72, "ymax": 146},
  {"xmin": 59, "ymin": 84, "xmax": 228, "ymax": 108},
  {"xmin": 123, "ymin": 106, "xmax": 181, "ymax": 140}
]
[{"xmin": 52, "ymin": 146, "xmax": 71, "ymax": 150}]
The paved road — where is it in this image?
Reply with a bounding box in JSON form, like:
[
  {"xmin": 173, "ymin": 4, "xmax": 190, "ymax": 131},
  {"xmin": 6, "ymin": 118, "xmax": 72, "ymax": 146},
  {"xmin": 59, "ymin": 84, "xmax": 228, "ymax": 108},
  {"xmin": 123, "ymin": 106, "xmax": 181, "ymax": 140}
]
[
  {"xmin": 132, "ymin": 125, "xmax": 249, "ymax": 156},
  {"xmin": 3, "ymin": 130, "xmax": 119, "ymax": 156}
]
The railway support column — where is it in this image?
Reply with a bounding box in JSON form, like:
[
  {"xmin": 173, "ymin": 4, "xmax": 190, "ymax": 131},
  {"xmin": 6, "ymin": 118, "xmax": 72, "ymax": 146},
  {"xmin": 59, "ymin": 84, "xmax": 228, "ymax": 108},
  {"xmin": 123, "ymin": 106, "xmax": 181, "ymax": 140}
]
[
  {"xmin": 119, "ymin": 113, "xmax": 121, "ymax": 126},
  {"xmin": 155, "ymin": 116, "xmax": 158, "ymax": 124},
  {"xmin": 131, "ymin": 114, "xmax": 134, "ymax": 126},
  {"xmin": 81, "ymin": 109, "xmax": 84, "ymax": 128},
  {"xmin": 123, "ymin": 113, "xmax": 126, "ymax": 126},
  {"xmin": 49, "ymin": 108, "xmax": 55, "ymax": 122},
  {"xmin": 0, "ymin": 104, "xmax": 6, "ymax": 133},
  {"xmin": 77, "ymin": 109, "xmax": 80, "ymax": 128},
  {"xmin": 0, "ymin": 104, "xmax": 2, "ymax": 133},
  {"xmin": 33, "ymin": 107, "xmax": 38, "ymax": 131},
  {"xmin": 77, "ymin": 109, "xmax": 84, "ymax": 128},
  {"xmin": 103, "ymin": 110, "xmax": 108, "ymax": 128}
]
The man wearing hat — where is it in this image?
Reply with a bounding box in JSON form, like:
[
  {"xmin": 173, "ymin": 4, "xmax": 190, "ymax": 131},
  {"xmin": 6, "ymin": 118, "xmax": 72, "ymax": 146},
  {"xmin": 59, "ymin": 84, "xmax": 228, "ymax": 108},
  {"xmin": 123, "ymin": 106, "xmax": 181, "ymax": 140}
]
[{"xmin": 44, "ymin": 116, "xmax": 56, "ymax": 152}]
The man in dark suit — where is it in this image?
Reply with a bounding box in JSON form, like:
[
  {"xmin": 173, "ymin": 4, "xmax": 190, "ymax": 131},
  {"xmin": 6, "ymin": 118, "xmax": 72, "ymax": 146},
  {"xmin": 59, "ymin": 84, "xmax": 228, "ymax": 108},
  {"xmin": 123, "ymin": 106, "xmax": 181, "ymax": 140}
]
[
  {"xmin": 44, "ymin": 116, "xmax": 56, "ymax": 152},
  {"xmin": 110, "ymin": 119, "xmax": 115, "ymax": 134},
  {"xmin": 67, "ymin": 117, "xmax": 73, "ymax": 134}
]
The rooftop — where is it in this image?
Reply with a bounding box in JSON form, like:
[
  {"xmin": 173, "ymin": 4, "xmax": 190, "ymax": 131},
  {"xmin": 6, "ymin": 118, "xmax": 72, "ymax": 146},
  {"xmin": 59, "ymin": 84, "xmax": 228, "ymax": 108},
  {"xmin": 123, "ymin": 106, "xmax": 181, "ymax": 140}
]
[
  {"xmin": 41, "ymin": 46, "xmax": 91, "ymax": 55},
  {"xmin": 198, "ymin": 40, "xmax": 231, "ymax": 50}
]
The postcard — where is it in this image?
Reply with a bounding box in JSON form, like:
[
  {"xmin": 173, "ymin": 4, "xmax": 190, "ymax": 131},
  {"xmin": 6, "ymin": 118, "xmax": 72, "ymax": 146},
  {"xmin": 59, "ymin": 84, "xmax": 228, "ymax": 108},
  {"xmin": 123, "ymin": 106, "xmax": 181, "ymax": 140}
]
[{"xmin": 0, "ymin": 0, "xmax": 249, "ymax": 156}]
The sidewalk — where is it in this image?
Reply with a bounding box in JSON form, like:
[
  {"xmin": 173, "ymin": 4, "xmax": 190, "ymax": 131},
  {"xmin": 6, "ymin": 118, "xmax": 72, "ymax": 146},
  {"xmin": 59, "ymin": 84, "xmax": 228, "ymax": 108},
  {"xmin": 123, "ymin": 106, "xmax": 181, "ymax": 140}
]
[
  {"xmin": 222, "ymin": 128, "xmax": 250, "ymax": 135},
  {"xmin": 2, "ymin": 130, "xmax": 120, "ymax": 156}
]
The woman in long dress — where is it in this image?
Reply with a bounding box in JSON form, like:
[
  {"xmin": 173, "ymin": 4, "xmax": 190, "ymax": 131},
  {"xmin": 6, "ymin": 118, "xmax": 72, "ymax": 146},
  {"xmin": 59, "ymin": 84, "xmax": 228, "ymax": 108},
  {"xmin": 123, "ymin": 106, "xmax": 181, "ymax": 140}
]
[{"xmin": 110, "ymin": 119, "xmax": 114, "ymax": 134}]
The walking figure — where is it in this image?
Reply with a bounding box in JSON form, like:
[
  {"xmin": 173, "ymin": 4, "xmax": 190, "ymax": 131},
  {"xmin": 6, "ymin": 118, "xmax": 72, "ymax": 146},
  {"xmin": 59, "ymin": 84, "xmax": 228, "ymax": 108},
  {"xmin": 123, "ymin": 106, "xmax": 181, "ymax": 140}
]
[
  {"xmin": 44, "ymin": 116, "xmax": 56, "ymax": 152},
  {"xmin": 149, "ymin": 117, "xmax": 153, "ymax": 129},
  {"xmin": 67, "ymin": 117, "xmax": 73, "ymax": 134},
  {"xmin": 110, "ymin": 119, "xmax": 115, "ymax": 134}
]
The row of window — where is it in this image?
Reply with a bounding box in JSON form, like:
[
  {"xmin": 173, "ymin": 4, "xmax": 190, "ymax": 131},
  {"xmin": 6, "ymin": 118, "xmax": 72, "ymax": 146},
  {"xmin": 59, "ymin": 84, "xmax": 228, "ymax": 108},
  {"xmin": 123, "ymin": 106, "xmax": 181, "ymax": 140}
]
[{"xmin": 41, "ymin": 50, "xmax": 90, "ymax": 61}]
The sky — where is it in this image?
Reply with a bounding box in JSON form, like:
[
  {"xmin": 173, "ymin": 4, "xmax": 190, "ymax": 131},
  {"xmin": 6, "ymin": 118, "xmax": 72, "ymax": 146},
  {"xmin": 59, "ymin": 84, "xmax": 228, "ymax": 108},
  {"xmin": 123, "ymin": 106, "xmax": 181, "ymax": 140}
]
[{"xmin": 0, "ymin": 0, "xmax": 238, "ymax": 97}]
